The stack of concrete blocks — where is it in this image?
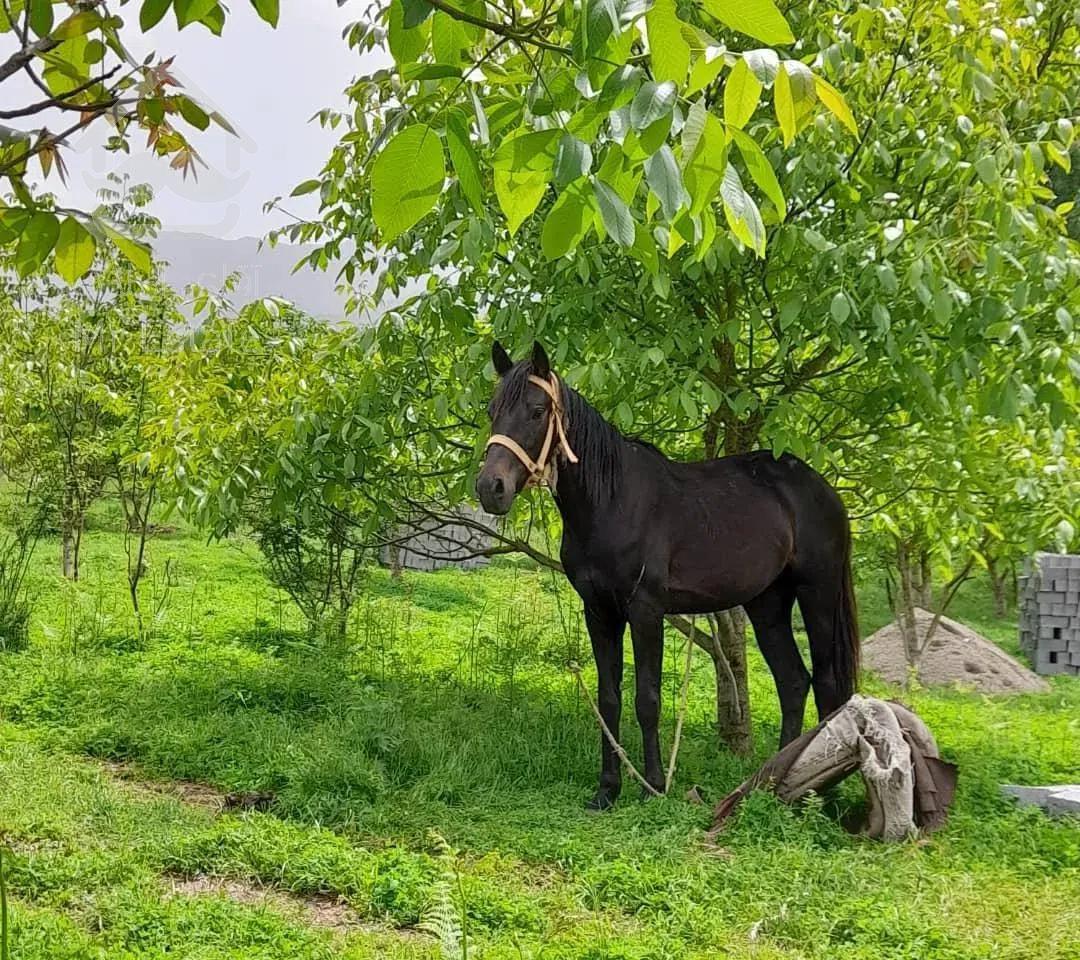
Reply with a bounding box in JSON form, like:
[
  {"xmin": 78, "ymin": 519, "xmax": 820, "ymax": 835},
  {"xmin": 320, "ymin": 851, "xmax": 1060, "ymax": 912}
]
[
  {"xmin": 379, "ymin": 505, "xmax": 492, "ymax": 573},
  {"xmin": 1018, "ymin": 553, "xmax": 1080, "ymax": 676}
]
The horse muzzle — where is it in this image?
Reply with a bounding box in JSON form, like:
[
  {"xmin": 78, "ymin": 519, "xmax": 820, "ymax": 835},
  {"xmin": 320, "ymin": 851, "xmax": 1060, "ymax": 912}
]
[{"xmin": 476, "ymin": 470, "xmax": 515, "ymax": 515}]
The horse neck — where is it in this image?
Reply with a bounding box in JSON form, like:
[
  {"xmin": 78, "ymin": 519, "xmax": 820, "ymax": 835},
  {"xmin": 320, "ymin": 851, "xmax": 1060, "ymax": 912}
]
[{"xmin": 552, "ymin": 385, "xmax": 626, "ymax": 530}]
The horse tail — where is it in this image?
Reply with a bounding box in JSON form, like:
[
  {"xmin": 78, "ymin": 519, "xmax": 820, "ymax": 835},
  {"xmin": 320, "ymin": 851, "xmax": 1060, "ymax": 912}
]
[{"xmin": 833, "ymin": 529, "xmax": 861, "ymax": 702}]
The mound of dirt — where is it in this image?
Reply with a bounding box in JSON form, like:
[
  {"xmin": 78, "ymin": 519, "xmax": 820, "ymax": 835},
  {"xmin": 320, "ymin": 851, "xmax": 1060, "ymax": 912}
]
[{"xmin": 862, "ymin": 608, "xmax": 1049, "ymax": 695}]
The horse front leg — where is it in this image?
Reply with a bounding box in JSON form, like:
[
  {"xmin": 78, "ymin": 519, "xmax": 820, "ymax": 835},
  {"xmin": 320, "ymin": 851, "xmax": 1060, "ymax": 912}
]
[
  {"xmin": 630, "ymin": 610, "xmax": 665, "ymax": 797},
  {"xmin": 584, "ymin": 604, "xmax": 626, "ymax": 810}
]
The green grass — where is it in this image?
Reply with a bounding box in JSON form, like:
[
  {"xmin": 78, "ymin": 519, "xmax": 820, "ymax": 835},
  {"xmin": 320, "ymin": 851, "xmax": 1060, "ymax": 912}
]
[{"xmin": 0, "ymin": 520, "xmax": 1078, "ymax": 958}]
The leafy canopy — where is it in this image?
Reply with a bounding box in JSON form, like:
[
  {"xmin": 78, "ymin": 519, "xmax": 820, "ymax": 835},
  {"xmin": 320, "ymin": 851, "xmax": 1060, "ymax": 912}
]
[{"xmin": 285, "ymin": 0, "xmax": 855, "ymax": 267}]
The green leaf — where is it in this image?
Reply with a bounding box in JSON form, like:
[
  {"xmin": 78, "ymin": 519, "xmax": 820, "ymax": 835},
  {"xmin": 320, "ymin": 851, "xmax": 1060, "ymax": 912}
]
[
  {"xmin": 102, "ymin": 224, "xmax": 153, "ymax": 274},
  {"xmin": 15, "ymin": 211, "xmax": 59, "ymax": 277},
  {"xmin": 719, "ymin": 163, "xmax": 765, "ymax": 256},
  {"xmin": 997, "ymin": 377, "xmax": 1019, "ymax": 420},
  {"xmin": 176, "ymin": 95, "xmax": 210, "ymax": 131},
  {"xmin": 174, "ymin": 0, "xmax": 217, "ymax": 28},
  {"xmin": 431, "ymin": 10, "xmax": 468, "ymax": 65},
  {"xmin": 371, "ymin": 125, "xmax": 446, "ymax": 241},
  {"xmin": 645, "ymin": 146, "xmax": 690, "ymax": 220},
  {"xmin": 51, "ymin": 9, "xmax": 103, "ymax": 39},
  {"xmin": 974, "ymin": 155, "xmax": 998, "ymax": 185},
  {"xmin": 400, "ymin": 0, "xmax": 432, "ymax": 28},
  {"xmin": 681, "ymin": 98, "xmax": 709, "ymax": 167},
  {"xmin": 630, "ymin": 222, "xmax": 660, "ymax": 275},
  {"xmin": 646, "ymin": 0, "xmax": 691, "ymax": 85},
  {"xmin": 493, "ymin": 128, "xmax": 561, "ymax": 172},
  {"xmin": 54, "ymin": 217, "xmax": 95, "ymax": 283},
  {"xmin": 541, "ymin": 180, "xmax": 594, "ymax": 259},
  {"xmin": 598, "ymin": 65, "xmax": 641, "ymax": 112},
  {"xmin": 724, "ymin": 58, "xmax": 762, "ymax": 130},
  {"xmin": 814, "ymin": 76, "xmax": 856, "ymax": 135},
  {"xmin": 830, "ymin": 291, "xmax": 851, "ymax": 324},
  {"xmin": 730, "ymin": 127, "xmax": 785, "ymax": 218},
  {"xmin": 249, "ymin": 0, "xmax": 279, "ymax": 27},
  {"xmin": 687, "ymin": 51, "xmax": 725, "ymax": 96},
  {"xmin": 933, "ymin": 288, "xmax": 952, "ymax": 323},
  {"xmin": 701, "ymin": 0, "xmax": 794, "ymax": 45},
  {"xmin": 401, "ymin": 63, "xmax": 462, "ymax": 81},
  {"xmin": 29, "ymin": 0, "xmax": 53, "ymax": 37},
  {"xmin": 200, "ymin": 3, "xmax": 225, "ymax": 34},
  {"xmin": 388, "ymin": 0, "xmax": 430, "ymax": 64},
  {"xmin": 446, "ymin": 112, "xmax": 484, "ymax": 213},
  {"xmin": 578, "ymin": 0, "xmax": 620, "ymax": 57},
  {"xmin": 629, "ymin": 81, "xmax": 677, "ymax": 130},
  {"xmin": 774, "ymin": 63, "xmax": 796, "ymax": 146},
  {"xmin": 0, "ymin": 208, "xmax": 30, "ymax": 245},
  {"xmin": 685, "ymin": 113, "xmax": 727, "ymax": 216},
  {"xmin": 594, "ymin": 179, "xmax": 635, "ymax": 248},
  {"xmin": 290, "ymin": 179, "xmax": 322, "ymax": 197},
  {"xmin": 495, "ymin": 168, "xmax": 547, "ymax": 236},
  {"xmin": 140, "ymin": 0, "xmax": 170, "ymax": 33},
  {"xmin": 553, "ymin": 134, "xmax": 593, "ymax": 186}
]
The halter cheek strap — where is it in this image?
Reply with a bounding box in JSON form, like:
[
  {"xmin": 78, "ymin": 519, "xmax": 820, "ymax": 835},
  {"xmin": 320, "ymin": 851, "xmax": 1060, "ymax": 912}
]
[{"xmin": 486, "ymin": 373, "xmax": 579, "ymax": 488}]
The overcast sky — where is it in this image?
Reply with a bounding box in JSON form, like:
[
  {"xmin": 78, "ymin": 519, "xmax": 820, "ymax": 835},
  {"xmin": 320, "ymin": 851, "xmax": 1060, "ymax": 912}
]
[{"xmin": 19, "ymin": 3, "xmax": 386, "ymax": 239}]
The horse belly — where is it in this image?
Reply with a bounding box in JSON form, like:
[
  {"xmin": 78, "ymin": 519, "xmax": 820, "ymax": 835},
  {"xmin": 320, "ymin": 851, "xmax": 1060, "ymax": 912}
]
[{"xmin": 663, "ymin": 507, "xmax": 792, "ymax": 613}]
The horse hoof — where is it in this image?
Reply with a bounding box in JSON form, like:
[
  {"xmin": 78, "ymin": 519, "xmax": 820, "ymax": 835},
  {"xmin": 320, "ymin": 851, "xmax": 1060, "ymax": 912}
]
[
  {"xmin": 586, "ymin": 791, "xmax": 617, "ymax": 811},
  {"xmin": 639, "ymin": 784, "xmax": 665, "ymax": 802}
]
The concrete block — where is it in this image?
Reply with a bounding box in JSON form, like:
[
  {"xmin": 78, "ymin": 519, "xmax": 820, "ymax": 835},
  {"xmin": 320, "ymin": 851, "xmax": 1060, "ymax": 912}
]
[{"xmin": 1002, "ymin": 785, "xmax": 1080, "ymax": 817}]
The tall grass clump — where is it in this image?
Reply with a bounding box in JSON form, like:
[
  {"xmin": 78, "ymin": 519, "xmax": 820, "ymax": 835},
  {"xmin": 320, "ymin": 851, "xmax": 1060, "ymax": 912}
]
[{"xmin": 0, "ymin": 503, "xmax": 46, "ymax": 653}]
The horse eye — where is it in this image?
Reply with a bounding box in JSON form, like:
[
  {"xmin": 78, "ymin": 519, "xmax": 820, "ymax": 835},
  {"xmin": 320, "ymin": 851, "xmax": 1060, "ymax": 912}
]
[{"xmin": 530, "ymin": 406, "xmax": 545, "ymax": 420}]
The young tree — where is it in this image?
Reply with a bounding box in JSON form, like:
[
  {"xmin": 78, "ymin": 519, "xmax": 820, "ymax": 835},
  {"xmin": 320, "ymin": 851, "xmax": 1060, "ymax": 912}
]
[
  {"xmin": 146, "ymin": 296, "xmax": 372, "ymax": 637},
  {"xmin": 0, "ymin": 178, "xmax": 180, "ymax": 580}
]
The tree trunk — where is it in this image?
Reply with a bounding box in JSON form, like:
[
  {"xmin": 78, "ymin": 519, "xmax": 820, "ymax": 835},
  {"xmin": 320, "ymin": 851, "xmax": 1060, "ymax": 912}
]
[
  {"xmin": 917, "ymin": 549, "xmax": 933, "ymax": 608},
  {"xmin": 125, "ymin": 483, "xmax": 155, "ymax": 638},
  {"xmin": 60, "ymin": 482, "xmax": 81, "ymax": 581},
  {"xmin": 711, "ymin": 609, "xmax": 753, "ymax": 754},
  {"xmin": 987, "ymin": 556, "xmax": 1008, "ymax": 618},
  {"xmin": 700, "ymin": 325, "xmax": 760, "ymax": 754},
  {"xmin": 895, "ymin": 538, "xmax": 920, "ymax": 676}
]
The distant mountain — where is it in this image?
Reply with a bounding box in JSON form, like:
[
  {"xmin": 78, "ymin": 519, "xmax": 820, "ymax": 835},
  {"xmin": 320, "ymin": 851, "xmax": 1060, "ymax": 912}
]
[
  {"xmin": 155, "ymin": 230, "xmax": 347, "ymax": 320},
  {"xmin": 154, "ymin": 229, "xmax": 436, "ymax": 323}
]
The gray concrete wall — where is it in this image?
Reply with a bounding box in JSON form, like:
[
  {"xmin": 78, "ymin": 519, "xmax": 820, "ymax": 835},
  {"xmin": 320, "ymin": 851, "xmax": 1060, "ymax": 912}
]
[{"xmin": 379, "ymin": 505, "xmax": 492, "ymax": 572}]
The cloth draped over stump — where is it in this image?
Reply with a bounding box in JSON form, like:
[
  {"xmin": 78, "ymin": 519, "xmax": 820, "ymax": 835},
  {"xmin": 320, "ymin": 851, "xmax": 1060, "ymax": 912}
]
[{"xmin": 709, "ymin": 695, "xmax": 958, "ymax": 841}]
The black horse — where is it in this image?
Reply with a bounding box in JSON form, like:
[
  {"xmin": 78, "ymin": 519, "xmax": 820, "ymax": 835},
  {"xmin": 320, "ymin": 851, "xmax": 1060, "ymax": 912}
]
[{"xmin": 477, "ymin": 342, "xmax": 860, "ymax": 810}]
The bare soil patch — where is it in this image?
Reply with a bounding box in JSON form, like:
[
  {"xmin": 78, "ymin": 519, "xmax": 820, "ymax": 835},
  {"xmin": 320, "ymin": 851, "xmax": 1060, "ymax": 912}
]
[
  {"xmin": 862, "ymin": 608, "xmax": 1049, "ymax": 694},
  {"xmin": 166, "ymin": 874, "xmax": 420, "ymax": 939},
  {"xmin": 99, "ymin": 760, "xmax": 228, "ymax": 812}
]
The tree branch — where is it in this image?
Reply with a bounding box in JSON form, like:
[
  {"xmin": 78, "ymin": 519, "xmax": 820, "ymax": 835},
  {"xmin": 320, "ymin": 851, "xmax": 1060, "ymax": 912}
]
[{"xmin": 0, "ymin": 34, "xmax": 59, "ymax": 85}]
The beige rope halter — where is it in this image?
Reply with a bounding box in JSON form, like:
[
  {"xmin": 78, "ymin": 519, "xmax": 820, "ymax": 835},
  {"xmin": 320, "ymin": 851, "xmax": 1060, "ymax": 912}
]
[{"xmin": 485, "ymin": 373, "xmax": 579, "ymax": 488}]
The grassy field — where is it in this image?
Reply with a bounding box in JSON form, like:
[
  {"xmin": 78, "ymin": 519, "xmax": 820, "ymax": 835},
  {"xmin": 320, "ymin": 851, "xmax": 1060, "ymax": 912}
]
[{"xmin": 0, "ymin": 516, "xmax": 1078, "ymax": 959}]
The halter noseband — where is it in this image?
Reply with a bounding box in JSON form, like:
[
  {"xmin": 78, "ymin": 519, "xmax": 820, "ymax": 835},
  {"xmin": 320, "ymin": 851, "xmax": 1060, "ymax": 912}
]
[{"xmin": 485, "ymin": 373, "xmax": 579, "ymax": 488}]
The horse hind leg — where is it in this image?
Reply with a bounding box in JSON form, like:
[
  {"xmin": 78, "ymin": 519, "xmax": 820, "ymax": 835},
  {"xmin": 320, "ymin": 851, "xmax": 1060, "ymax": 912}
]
[
  {"xmin": 744, "ymin": 582, "xmax": 810, "ymax": 748},
  {"xmin": 796, "ymin": 578, "xmax": 851, "ymax": 721}
]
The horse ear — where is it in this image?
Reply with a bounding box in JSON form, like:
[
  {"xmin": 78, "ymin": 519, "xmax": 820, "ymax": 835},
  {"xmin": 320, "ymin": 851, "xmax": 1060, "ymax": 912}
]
[
  {"xmin": 492, "ymin": 340, "xmax": 513, "ymax": 377},
  {"xmin": 531, "ymin": 341, "xmax": 550, "ymax": 378}
]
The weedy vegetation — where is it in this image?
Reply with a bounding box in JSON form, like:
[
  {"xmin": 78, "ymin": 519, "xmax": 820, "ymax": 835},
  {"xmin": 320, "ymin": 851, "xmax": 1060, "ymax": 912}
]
[{"xmin": 0, "ymin": 516, "xmax": 1076, "ymax": 959}]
